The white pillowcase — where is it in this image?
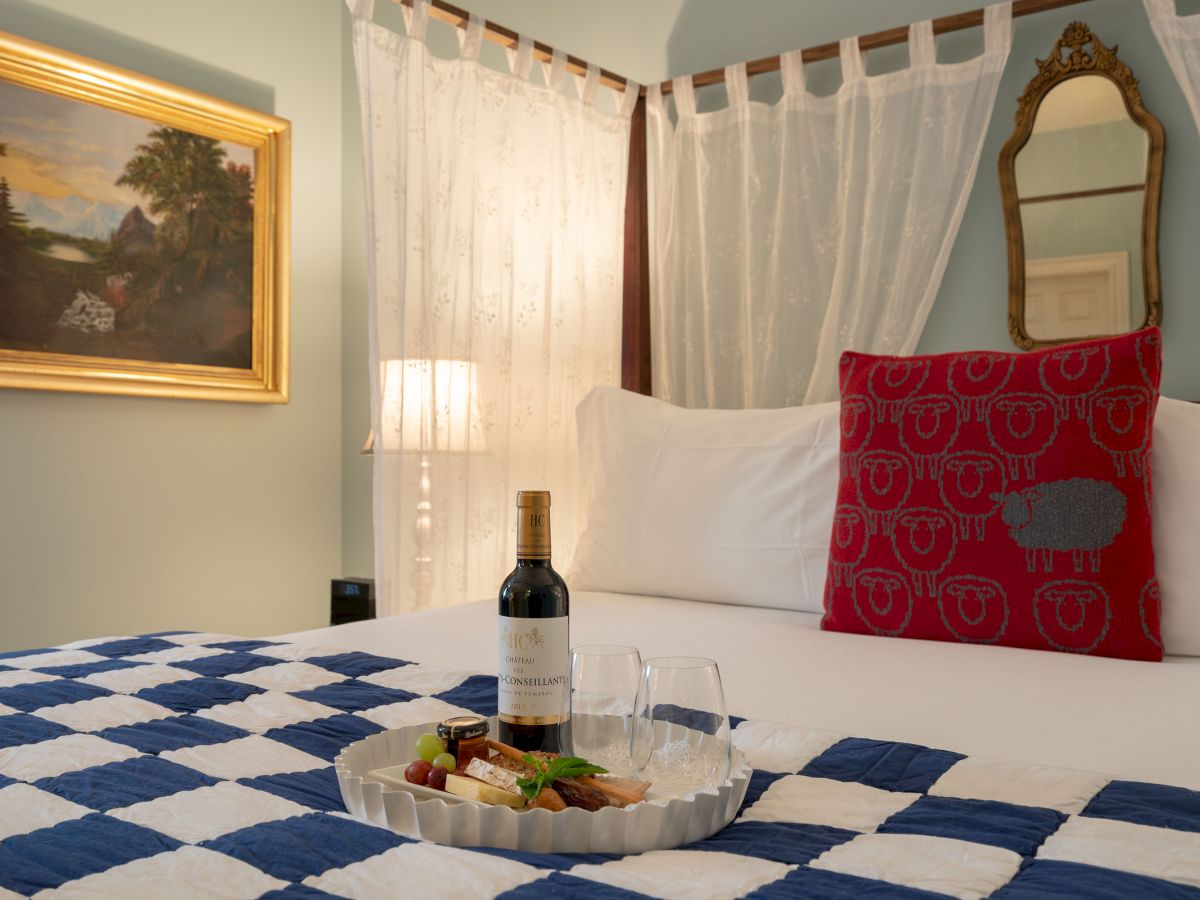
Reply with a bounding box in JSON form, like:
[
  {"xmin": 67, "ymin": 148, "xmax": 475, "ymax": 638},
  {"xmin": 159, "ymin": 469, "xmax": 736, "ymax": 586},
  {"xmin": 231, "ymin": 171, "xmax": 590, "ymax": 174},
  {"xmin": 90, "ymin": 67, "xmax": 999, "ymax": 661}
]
[
  {"xmin": 1151, "ymin": 397, "xmax": 1200, "ymax": 656},
  {"xmin": 570, "ymin": 386, "xmax": 840, "ymax": 613}
]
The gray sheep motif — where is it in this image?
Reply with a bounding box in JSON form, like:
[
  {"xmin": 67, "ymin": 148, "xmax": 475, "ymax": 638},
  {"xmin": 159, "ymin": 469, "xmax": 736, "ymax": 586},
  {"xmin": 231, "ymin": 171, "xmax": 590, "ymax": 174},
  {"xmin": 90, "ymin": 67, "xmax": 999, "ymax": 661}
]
[{"xmin": 995, "ymin": 478, "xmax": 1126, "ymax": 574}]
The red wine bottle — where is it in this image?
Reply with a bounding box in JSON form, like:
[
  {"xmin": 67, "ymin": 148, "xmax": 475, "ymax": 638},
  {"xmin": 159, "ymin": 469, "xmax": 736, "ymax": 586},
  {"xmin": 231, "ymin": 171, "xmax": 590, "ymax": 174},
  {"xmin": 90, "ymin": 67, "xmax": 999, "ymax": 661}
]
[{"xmin": 497, "ymin": 491, "xmax": 569, "ymax": 753}]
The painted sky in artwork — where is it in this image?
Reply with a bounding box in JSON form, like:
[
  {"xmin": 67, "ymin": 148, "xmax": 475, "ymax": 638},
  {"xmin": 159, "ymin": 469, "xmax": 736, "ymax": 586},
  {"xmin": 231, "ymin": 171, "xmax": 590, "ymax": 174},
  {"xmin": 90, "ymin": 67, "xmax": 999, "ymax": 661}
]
[{"xmin": 0, "ymin": 79, "xmax": 253, "ymax": 235}]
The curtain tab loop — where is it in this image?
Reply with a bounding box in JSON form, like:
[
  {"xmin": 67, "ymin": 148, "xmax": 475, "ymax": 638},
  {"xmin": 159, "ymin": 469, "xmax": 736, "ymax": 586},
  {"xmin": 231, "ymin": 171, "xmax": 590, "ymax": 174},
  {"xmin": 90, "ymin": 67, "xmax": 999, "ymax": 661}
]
[
  {"xmin": 985, "ymin": 1, "xmax": 1013, "ymax": 54},
  {"xmin": 673, "ymin": 75, "xmax": 697, "ymax": 116},
  {"xmin": 647, "ymin": 82, "xmax": 664, "ymax": 115},
  {"xmin": 542, "ymin": 49, "xmax": 567, "ymax": 90},
  {"xmin": 910, "ymin": 20, "xmax": 935, "ymax": 68},
  {"xmin": 725, "ymin": 63, "xmax": 749, "ymax": 107},
  {"xmin": 840, "ymin": 35, "xmax": 865, "ymax": 81},
  {"xmin": 781, "ymin": 49, "xmax": 806, "ymax": 95},
  {"xmin": 576, "ymin": 63, "xmax": 600, "ymax": 106},
  {"xmin": 619, "ymin": 79, "xmax": 639, "ymax": 117},
  {"xmin": 407, "ymin": 0, "xmax": 430, "ymax": 41},
  {"xmin": 506, "ymin": 34, "xmax": 534, "ymax": 80},
  {"xmin": 458, "ymin": 13, "xmax": 484, "ymax": 60},
  {"xmin": 347, "ymin": 0, "xmax": 374, "ymax": 21}
]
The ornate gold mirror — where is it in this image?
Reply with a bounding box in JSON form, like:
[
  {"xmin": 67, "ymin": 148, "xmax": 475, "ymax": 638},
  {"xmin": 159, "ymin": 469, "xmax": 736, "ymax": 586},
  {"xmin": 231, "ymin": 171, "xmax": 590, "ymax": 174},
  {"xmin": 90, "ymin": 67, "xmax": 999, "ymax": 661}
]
[{"xmin": 1000, "ymin": 22, "xmax": 1163, "ymax": 350}]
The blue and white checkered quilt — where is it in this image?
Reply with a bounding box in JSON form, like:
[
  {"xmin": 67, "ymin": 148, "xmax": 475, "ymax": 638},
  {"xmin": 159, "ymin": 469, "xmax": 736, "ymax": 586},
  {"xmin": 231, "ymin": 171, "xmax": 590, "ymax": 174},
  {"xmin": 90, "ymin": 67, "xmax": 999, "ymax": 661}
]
[{"xmin": 1, "ymin": 632, "xmax": 1198, "ymax": 898}]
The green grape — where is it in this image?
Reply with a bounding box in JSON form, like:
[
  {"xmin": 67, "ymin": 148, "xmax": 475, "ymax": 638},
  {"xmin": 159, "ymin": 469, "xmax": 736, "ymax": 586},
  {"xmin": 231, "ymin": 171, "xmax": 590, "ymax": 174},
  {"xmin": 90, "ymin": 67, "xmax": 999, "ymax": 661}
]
[
  {"xmin": 415, "ymin": 732, "xmax": 444, "ymax": 763},
  {"xmin": 431, "ymin": 751, "xmax": 457, "ymax": 772}
]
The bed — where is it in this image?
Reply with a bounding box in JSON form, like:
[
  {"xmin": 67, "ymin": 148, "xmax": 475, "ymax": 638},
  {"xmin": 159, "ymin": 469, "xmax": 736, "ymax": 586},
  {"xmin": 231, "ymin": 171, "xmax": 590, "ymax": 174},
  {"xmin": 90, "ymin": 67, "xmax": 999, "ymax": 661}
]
[{"xmin": 3, "ymin": 380, "xmax": 1199, "ymax": 897}]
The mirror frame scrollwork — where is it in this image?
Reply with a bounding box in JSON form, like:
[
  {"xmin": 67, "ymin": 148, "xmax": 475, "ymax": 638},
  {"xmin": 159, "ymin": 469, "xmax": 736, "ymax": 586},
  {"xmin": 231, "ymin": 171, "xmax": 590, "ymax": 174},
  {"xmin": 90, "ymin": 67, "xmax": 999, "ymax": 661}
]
[{"xmin": 999, "ymin": 21, "xmax": 1164, "ymax": 350}]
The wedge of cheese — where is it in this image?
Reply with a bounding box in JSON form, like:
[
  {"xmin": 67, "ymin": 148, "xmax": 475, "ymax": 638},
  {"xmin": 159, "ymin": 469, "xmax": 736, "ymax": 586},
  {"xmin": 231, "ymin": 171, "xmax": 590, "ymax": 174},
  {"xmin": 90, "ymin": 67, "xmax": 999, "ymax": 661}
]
[
  {"xmin": 464, "ymin": 757, "xmax": 521, "ymax": 795},
  {"xmin": 445, "ymin": 774, "xmax": 527, "ymax": 809}
]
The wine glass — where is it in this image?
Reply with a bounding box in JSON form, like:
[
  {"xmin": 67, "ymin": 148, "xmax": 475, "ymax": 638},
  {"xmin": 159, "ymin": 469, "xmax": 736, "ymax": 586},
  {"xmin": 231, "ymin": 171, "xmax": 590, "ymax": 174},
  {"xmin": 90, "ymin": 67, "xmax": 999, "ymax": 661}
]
[
  {"xmin": 562, "ymin": 645, "xmax": 642, "ymax": 774},
  {"xmin": 630, "ymin": 656, "xmax": 732, "ymax": 797}
]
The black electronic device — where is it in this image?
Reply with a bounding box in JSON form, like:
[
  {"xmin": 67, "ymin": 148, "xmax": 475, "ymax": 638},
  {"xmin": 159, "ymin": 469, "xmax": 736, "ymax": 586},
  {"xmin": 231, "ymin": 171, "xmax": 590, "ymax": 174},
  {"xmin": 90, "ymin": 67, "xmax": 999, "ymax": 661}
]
[{"xmin": 330, "ymin": 577, "xmax": 376, "ymax": 626}]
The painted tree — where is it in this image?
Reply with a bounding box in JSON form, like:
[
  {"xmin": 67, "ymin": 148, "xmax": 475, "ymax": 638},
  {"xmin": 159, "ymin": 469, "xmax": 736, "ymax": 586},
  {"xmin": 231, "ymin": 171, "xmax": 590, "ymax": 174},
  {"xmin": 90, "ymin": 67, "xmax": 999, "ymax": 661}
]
[
  {"xmin": 0, "ymin": 176, "xmax": 30, "ymax": 280},
  {"xmin": 0, "ymin": 177, "xmax": 28, "ymax": 231},
  {"xmin": 117, "ymin": 127, "xmax": 236, "ymax": 261}
]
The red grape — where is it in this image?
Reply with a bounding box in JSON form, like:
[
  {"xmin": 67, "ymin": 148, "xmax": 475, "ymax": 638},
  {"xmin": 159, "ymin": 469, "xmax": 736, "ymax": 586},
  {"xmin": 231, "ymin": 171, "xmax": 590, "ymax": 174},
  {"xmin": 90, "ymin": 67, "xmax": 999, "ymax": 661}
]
[
  {"xmin": 404, "ymin": 759, "xmax": 432, "ymax": 786},
  {"xmin": 427, "ymin": 765, "xmax": 448, "ymax": 791}
]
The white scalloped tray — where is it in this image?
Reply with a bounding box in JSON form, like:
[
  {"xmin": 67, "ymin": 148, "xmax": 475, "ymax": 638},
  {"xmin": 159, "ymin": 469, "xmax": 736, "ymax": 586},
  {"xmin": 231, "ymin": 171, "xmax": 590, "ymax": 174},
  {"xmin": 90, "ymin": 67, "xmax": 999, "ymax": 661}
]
[{"xmin": 335, "ymin": 718, "xmax": 751, "ymax": 853}]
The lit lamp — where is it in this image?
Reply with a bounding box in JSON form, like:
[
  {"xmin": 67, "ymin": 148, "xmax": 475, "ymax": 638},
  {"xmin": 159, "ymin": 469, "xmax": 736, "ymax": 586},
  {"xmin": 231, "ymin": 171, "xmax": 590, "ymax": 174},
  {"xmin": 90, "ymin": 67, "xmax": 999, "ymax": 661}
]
[{"xmin": 372, "ymin": 359, "xmax": 484, "ymax": 610}]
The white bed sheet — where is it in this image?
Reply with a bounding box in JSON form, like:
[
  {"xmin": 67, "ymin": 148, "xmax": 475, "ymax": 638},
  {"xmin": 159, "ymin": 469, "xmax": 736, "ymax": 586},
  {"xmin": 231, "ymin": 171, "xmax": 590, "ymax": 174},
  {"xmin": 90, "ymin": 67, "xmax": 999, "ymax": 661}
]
[{"xmin": 276, "ymin": 591, "xmax": 1200, "ymax": 790}]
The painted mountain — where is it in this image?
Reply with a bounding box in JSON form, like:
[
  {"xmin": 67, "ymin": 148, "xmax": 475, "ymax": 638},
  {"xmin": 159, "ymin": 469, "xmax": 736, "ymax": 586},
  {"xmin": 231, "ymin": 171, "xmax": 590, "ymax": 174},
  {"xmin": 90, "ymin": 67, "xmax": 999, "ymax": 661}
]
[{"xmin": 11, "ymin": 190, "xmax": 129, "ymax": 240}]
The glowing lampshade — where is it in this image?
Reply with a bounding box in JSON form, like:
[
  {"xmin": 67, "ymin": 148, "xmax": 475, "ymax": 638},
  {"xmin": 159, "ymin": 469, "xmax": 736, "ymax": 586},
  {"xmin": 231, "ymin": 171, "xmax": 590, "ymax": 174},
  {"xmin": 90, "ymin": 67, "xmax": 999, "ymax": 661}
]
[{"xmin": 378, "ymin": 359, "xmax": 483, "ymax": 453}]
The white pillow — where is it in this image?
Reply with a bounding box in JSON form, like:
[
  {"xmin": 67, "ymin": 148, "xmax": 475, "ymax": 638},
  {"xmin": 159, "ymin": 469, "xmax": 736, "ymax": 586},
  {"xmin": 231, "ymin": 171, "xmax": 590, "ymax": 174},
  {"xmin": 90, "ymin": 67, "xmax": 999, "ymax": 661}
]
[
  {"xmin": 1152, "ymin": 396, "xmax": 1200, "ymax": 656},
  {"xmin": 570, "ymin": 386, "xmax": 840, "ymax": 613}
]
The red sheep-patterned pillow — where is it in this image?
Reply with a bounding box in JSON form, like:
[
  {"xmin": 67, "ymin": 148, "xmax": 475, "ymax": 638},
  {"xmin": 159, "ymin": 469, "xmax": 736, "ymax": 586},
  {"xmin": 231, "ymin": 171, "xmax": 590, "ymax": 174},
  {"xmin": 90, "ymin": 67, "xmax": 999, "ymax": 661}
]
[{"xmin": 822, "ymin": 328, "xmax": 1163, "ymax": 661}]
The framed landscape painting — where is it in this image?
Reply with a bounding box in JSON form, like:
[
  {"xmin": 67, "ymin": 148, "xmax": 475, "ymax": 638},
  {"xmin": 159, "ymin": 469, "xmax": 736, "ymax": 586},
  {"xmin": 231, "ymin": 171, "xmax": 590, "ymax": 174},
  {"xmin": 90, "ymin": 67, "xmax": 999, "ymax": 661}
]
[{"xmin": 0, "ymin": 32, "xmax": 290, "ymax": 402}]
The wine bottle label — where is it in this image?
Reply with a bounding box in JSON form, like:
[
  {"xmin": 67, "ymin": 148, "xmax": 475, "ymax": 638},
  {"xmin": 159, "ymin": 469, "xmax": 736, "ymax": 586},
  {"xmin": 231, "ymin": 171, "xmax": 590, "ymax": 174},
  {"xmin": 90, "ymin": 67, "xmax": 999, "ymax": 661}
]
[{"xmin": 497, "ymin": 615, "xmax": 568, "ymax": 724}]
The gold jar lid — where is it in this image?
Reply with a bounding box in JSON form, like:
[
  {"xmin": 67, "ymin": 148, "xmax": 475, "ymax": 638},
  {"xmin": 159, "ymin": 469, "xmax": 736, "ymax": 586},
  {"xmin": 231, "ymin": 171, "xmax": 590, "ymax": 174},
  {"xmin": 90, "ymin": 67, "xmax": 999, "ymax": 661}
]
[{"xmin": 437, "ymin": 715, "xmax": 489, "ymax": 741}]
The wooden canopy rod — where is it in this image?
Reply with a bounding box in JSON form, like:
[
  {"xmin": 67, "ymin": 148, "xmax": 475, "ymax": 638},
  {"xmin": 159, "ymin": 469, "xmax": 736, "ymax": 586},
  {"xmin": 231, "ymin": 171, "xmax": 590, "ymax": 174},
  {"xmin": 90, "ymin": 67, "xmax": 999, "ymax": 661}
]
[
  {"xmin": 647, "ymin": 0, "xmax": 1092, "ymax": 97},
  {"xmin": 393, "ymin": 0, "xmax": 633, "ymax": 93}
]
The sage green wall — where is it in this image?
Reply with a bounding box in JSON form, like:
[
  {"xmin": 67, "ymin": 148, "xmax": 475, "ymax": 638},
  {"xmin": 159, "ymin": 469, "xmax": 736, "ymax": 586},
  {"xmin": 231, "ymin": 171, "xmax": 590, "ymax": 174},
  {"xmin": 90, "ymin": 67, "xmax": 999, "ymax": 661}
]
[
  {"xmin": 0, "ymin": 0, "xmax": 343, "ymax": 651},
  {"xmin": 667, "ymin": 0, "xmax": 1200, "ymax": 400}
]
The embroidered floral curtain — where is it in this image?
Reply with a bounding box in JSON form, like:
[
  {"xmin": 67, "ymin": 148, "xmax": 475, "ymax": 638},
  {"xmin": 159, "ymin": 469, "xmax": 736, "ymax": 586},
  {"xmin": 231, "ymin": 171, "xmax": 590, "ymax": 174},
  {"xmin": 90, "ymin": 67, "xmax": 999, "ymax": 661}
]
[
  {"xmin": 648, "ymin": 3, "xmax": 1013, "ymax": 408},
  {"xmin": 348, "ymin": 0, "xmax": 636, "ymax": 614},
  {"xmin": 1144, "ymin": 0, "xmax": 1200, "ymax": 137}
]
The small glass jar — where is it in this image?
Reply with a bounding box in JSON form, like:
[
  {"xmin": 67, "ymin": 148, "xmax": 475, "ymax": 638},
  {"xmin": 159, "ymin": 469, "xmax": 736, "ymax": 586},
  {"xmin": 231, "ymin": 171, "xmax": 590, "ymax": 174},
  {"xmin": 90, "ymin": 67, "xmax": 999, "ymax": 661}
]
[{"xmin": 438, "ymin": 715, "xmax": 489, "ymax": 770}]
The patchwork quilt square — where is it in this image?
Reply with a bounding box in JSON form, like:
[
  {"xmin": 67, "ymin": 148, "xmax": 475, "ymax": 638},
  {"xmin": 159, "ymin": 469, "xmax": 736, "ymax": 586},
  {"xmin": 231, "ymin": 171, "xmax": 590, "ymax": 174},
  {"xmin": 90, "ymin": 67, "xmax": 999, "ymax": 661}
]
[
  {"xmin": 878, "ymin": 795, "xmax": 1066, "ymax": 856},
  {"xmin": 1081, "ymin": 779, "xmax": 1200, "ymax": 834},
  {"xmin": 193, "ymin": 689, "xmax": 342, "ymax": 733},
  {"xmin": 801, "ymin": 738, "xmax": 965, "ymax": 793},
  {"xmin": 928, "ymin": 756, "xmax": 1109, "ymax": 815},
  {"xmin": 31, "ymin": 693, "xmax": 176, "ymax": 732},
  {"xmin": 0, "ymin": 814, "xmax": 180, "ymax": 895},
  {"xmin": 159, "ymin": 734, "xmax": 327, "ymax": 780},
  {"xmin": 809, "ymin": 832, "xmax": 1023, "ymax": 900},
  {"xmin": 1036, "ymin": 814, "xmax": 1200, "ymax": 888},
  {"xmin": 0, "ymin": 733, "xmax": 140, "ymax": 782},
  {"xmin": 303, "ymin": 843, "xmax": 545, "ymax": 898},
  {"xmin": 570, "ymin": 849, "xmax": 793, "ymax": 900},
  {"xmin": 28, "ymin": 844, "xmax": 287, "ymax": 900},
  {"xmin": 0, "ymin": 712, "xmax": 73, "ymax": 751},
  {"xmin": 35, "ymin": 755, "xmax": 219, "ymax": 813},
  {"xmin": 201, "ymin": 811, "xmax": 410, "ymax": 883},
  {"xmin": 96, "ymin": 712, "xmax": 250, "ymax": 754},
  {"xmin": 739, "ymin": 775, "xmax": 920, "ymax": 833},
  {"xmin": 306, "ymin": 652, "xmax": 414, "ymax": 679},
  {"xmin": 0, "ymin": 782, "xmax": 91, "ymax": 841},
  {"xmin": 292, "ymin": 680, "xmax": 419, "ymax": 713},
  {"xmin": 237, "ymin": 768, "xmax": 344, "ymax": 814},
  {"xmin": 225, "ymin": 661, "xmax": 349, "ymax": 693},
  {"xmin": 135, "ymin": 674, "xmax": 265, "ymax": 714},
  {"xmin": 0, "ymin": 679, "xmax": 111, "ymax": 714},
  {"xmin": 107, "ymin": 779, "xmax": 311, "ymax": 844}
]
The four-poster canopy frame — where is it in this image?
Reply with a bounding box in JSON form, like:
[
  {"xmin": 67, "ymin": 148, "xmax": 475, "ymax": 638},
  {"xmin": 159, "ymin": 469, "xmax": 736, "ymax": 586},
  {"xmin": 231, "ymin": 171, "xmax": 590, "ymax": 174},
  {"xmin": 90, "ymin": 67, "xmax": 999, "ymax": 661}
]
[{"xmin": 395, "ymin": 0, "xmax": 1095, "ymax": 394}]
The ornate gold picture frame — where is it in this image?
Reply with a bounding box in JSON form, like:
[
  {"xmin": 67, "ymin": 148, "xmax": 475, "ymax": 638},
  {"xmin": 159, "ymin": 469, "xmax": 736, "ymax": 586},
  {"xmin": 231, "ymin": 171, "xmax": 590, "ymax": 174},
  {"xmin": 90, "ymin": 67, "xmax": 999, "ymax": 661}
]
[{"xmin": 0, "ymin": 31, "xmax": 290, "ymax": 402}]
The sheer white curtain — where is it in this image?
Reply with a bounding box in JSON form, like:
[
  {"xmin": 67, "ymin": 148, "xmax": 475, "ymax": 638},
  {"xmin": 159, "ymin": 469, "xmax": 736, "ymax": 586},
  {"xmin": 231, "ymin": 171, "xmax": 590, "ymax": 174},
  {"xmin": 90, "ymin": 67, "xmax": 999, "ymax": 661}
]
[
  {"xmin": 648, "ymin": 3, "xmax": 1012, "ymax": 408},
  {"xmin": 1145, "ymin": 0, "xmax": 1200, "ymax": 135},
  {"xmin": 348, "ymin": 0, "xmax": 635, "ymax": 615}
]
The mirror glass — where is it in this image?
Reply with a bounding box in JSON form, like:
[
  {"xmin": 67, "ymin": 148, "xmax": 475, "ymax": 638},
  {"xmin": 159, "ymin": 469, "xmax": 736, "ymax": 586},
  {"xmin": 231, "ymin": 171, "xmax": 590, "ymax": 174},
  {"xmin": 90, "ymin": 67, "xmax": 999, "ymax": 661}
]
[{"xmin": 1015, "ymin": 75, "xmax": 1149, "ymax": 342}]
